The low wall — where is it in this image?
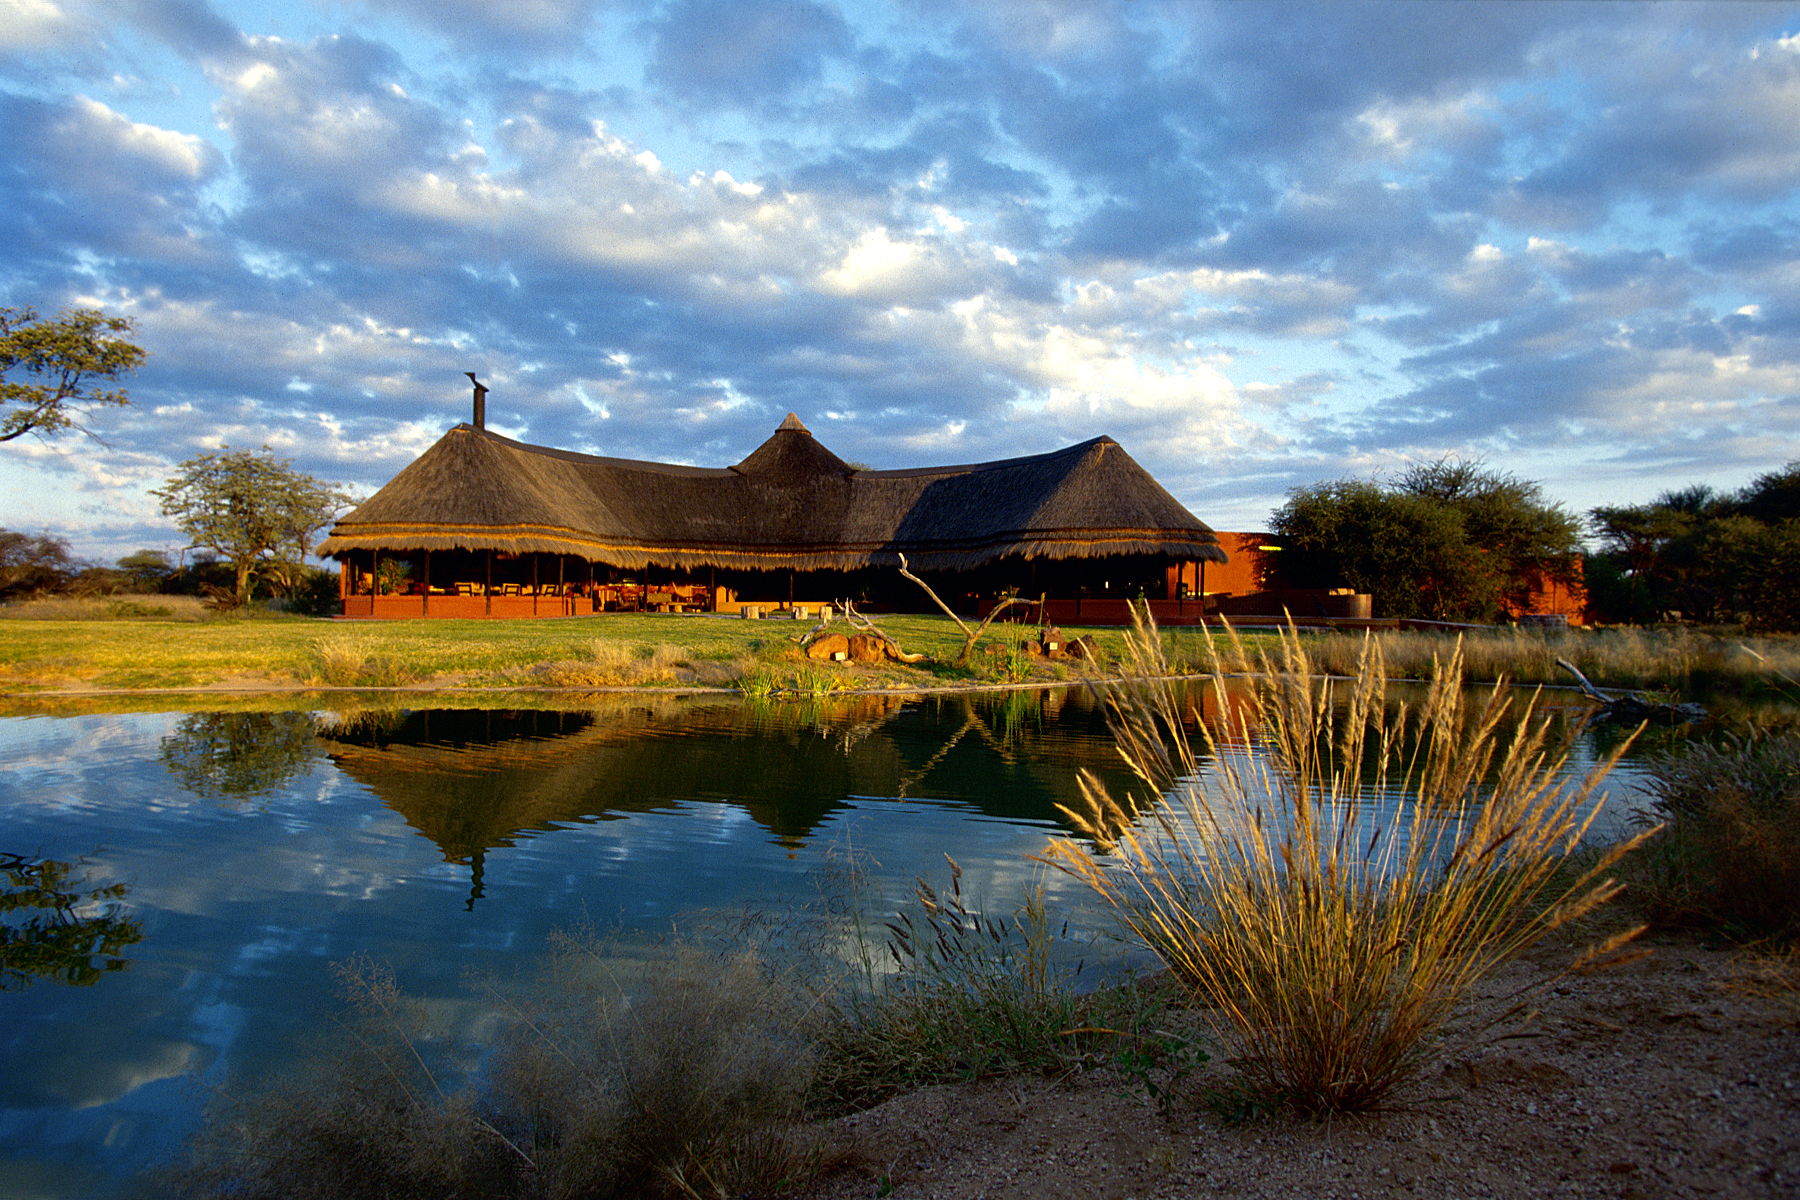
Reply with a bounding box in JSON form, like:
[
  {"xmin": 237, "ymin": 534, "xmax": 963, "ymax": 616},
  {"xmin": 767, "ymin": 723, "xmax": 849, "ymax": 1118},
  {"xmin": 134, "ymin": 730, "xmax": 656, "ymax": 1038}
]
[
  {"xmin": 340, "ymin": 593, "xmax": 594, "ymax": 619},
  {"xmin": 976, "ymin": 593, "xmax": 1377, "ymax": 627}
]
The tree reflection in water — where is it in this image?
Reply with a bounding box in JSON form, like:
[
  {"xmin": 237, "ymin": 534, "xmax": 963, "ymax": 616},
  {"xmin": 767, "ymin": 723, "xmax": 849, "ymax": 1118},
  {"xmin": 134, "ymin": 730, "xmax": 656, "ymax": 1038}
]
[
  {"xmin": 0, "ymin": 852, "xmax": 143, "ymax": 990},
  {"xmin": 159, "ymin": 710, "xmax": 320, "ymax": 803}
]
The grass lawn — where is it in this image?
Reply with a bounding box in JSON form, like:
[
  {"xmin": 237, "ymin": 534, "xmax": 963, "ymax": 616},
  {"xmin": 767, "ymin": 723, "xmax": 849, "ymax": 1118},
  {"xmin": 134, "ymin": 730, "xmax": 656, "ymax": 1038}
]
[
  {"xmin": 4, "ymin": 599, "xmax": 1796, "ymax": 717},
  {"xmin": 0, "ymin": 609, "xmax": 1135, "ymax": 700}
]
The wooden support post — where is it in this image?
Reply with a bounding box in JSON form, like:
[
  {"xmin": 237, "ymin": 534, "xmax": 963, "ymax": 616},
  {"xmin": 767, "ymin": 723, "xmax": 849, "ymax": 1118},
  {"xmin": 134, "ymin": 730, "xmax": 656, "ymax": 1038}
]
[
  {"xmin": 422, "ymin": 550, "xmax": 431, "ymax": 616},
  {"xmin": 484, "ymin": 549, "xmax": 492, "ymax": 617}
]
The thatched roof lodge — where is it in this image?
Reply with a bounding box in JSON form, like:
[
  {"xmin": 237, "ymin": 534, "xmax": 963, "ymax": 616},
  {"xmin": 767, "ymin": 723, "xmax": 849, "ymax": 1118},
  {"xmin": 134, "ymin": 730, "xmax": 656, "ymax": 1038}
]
[{"xmin": 319, "ymin": 408, "xmax": 1226, "ymax": 619}]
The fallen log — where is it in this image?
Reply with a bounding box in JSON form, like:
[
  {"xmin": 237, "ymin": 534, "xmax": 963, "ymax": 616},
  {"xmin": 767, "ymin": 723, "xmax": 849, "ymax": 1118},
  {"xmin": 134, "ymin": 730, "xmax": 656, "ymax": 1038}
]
[{"xmin": 1556, "ymin": 658, "xmax": 1706, "ymax": 724}]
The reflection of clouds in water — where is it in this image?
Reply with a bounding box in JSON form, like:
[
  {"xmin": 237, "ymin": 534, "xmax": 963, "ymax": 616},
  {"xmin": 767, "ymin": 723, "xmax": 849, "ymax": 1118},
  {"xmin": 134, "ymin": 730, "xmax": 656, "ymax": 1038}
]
[
  {"xmin": 0, "ymin": 690, "xmax": 1679, "ymax": 1194},
  {"xmin": 0, "ymin": 1024, "xmax": 203, "ymax": 1110}
]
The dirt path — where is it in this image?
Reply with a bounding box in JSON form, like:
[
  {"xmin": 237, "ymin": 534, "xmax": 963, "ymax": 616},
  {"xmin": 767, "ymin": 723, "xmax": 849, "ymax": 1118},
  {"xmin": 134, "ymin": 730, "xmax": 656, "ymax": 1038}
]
[{"xmin": 803, "ymin": 933, "xmax": 1799, "ymax": 1199}]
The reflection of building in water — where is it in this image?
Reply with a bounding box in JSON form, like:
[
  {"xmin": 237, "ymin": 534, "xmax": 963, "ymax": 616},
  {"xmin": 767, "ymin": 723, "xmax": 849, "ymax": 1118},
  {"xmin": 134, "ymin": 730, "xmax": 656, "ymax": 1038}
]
[
  {"xmin": 323, "ymin": 699, "xmax": 912, "ymax": 908},
  {"xmin": 317, "ymin": 691, "xmax": 1156, "ymax": 908}
]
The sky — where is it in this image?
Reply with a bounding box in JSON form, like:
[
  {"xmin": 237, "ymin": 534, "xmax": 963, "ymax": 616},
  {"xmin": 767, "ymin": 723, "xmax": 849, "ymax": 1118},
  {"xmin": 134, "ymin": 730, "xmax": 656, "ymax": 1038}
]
[{"xmin": 2, "ymin": 0, "xmax": 1799, "ymax": 563}]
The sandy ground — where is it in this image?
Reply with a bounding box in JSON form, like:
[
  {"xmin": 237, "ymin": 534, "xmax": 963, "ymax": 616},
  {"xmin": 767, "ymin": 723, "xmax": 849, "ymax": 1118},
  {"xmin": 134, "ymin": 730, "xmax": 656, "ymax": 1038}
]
[{"xmin": 802, "ymin": 932, "xmax": 1799, "ymax": 1200}]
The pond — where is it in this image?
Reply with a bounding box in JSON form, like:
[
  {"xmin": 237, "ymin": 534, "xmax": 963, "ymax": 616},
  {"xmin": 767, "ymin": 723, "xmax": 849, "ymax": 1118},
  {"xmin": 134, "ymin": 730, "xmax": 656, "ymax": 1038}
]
[{"xmin": 0, "ymin": 682, "xmax": 1676, "ymax": 1198}]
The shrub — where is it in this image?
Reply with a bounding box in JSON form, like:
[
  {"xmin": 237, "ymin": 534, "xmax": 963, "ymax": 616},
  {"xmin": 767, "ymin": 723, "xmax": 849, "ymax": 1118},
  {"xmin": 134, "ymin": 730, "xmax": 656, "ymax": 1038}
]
[
  {"xmin": 808, "ymin": 861, "xmax": 1183, "ymax": 1115},
  {"xmin": 312, "ymin": 636, "xmax": 417, "ymax": 687},
  {"xmin": 172, "ymin": 958, "xmax": 517, "ymax": 1200},
  {"xmin": 1042, "ymin": 610, "xmax": 1648, "ymax": 1114},
  {"xmin": 1629, "ymin": 730, "xmax": 1800, "ymax": 941},
  {"xmin": 172, "ymin": 940, "xmax": 824, "ymax": 1200},
  {"xmin": 284, "ymin": 568, "xmax": 343, "ymax": 618}
]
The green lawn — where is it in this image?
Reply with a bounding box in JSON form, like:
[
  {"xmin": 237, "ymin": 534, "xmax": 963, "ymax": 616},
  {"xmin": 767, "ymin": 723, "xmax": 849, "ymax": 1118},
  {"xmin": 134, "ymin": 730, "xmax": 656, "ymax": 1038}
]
[{"xmin": 0, "ymin": 610, "xmax": 1134, "ymax": 700}]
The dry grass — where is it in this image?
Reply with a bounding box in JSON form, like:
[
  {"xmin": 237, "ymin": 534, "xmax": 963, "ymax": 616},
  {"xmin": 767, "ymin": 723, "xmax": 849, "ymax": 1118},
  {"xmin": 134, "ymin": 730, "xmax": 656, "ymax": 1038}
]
[
  {"xmin": 171, "ymin": 937, "xmax": 826, "ymax": 1200},
  {"xmin": 1298, "ymin": 624, "xmax": 1800, "ymax": 697},
  {"xmin": 1627, "ymin": 729, "xmax": 1800, "ymax": 941},
  {"xmin": 0, "ymin": 594, "xmax": 210, "ymax": 621},
  {"xmin": 806, "ymin": 861, "xmax": 1163, "ymax": 1115},
  {"xmin": 311, "ymin": 636, "xmax": 419, "ymax": 687},
  {"xmin": 1043, "ymin": 611, "xmax": 1651, "ymax": 1114}
]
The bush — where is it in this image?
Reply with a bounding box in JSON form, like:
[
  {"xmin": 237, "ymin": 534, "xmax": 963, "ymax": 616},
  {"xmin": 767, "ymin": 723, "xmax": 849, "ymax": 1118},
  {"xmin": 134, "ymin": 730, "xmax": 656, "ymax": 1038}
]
[
  {"xmin": 1043, "ymin": 610, "xmax": 1647, "ymax": 1114},
  {"xmin": 1630, "ymin": 730, "xmax": 1800, "ymax": 941},
  {"xmin": 808, "ymin": 862, "xmax": 1172, "ymax": 1114},
  {"xmin": 171, "ymin": 939, "xmax": 824, "ymax": 1200},
  {"xmin": 312, "ymin": 636, "xmax": 417, "ymax": 687},
  {"xmin": 285, "ymin": 568, "xmax": 343, "ymax": 617}
]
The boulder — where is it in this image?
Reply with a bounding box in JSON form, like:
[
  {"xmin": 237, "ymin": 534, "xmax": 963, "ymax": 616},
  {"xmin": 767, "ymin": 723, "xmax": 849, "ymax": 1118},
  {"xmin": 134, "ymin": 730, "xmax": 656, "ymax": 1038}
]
[
  {"xmin": 847, "ymin": 634, "xmax": 887, "ymax": 664},
  {"xmin": 806, "ymin": 633, "xmax": 850, "ymax": 661}
]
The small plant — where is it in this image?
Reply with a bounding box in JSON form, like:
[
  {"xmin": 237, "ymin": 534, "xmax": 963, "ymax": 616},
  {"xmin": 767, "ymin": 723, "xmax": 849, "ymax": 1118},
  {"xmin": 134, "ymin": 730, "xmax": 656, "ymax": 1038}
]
[
  {"xmin": 313, "ymin": 637, "xmax": 417, "ymax": 687},
  {"xmin": 1629, "ymin": 729, "xmax": 1800, "ymax": 942},
  {"xmin": 172, "ymin": 938, "xmax": 826, "ymax": 1200},
  {"xmin": 809, "ymin": 860, "xmax": 1160, "ymax": 1114},
  {"xmin": 1043, "ymin": 609, "xmax": 1650, "ymax": 1115}
]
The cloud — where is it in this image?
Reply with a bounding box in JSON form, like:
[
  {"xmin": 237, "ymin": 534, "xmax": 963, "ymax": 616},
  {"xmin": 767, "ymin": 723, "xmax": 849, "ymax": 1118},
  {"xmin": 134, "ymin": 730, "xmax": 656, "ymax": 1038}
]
[
  {"xmin": 361, "ymin": 0, "xmax": 603, "ymax": 55},
  {"xmin": 643, "ymin": 0, "xmax": 853, "ymax": 109},
  {"xmin": 5, "ymin": 0, "xmax": 1800, "ymax": 557}
]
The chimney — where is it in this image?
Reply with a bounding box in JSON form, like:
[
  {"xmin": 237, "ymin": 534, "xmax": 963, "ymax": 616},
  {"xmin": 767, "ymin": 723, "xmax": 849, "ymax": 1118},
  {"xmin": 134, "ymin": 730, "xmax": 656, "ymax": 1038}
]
[{"xmin": 465, "ymin": 372, "xmax": 487, "ymax": 430}]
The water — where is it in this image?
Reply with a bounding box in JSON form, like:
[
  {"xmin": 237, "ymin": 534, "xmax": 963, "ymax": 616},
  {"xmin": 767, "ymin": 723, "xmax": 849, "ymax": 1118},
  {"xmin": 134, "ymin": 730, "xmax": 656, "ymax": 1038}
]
[{"xmin": 0, "ymin": 684, "xmax": 1664, "ymax": 1197}]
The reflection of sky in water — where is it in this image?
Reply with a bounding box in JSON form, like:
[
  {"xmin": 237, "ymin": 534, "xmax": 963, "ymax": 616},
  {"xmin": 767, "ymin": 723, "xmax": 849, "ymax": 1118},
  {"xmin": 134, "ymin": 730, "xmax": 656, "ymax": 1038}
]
[{"xmin": 0, "ymin": 690, "xmax": 1667, "ymax": 1197}]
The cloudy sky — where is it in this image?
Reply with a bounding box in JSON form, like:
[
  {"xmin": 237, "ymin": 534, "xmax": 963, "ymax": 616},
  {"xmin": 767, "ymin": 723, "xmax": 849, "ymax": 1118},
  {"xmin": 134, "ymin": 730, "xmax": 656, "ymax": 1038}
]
[{"xmin": 3, "ymin": 0, "xmax": 1798, "ymax": 561}]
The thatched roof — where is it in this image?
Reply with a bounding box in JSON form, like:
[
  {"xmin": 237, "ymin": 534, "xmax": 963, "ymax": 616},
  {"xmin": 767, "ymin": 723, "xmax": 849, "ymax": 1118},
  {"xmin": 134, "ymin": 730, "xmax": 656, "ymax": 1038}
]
[{"xmin": 318, "ymin": 414, "xmax": 1225, "ymax": 571}]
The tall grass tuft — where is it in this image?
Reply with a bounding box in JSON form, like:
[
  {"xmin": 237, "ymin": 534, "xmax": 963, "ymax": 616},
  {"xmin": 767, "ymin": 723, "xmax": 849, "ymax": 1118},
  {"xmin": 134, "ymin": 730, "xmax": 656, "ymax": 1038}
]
[
  {"xmin": 312, "ymin": 636, "xmax": 417, "ymax": 687},
  {"xmin": 1042, "ymin": 610, "xmax": 1651, "ymax": 1115},
  {"xmin": 808, "ymin": 860, "xmax": 1174, "ymax": 1115},
  {"xmin": 171, "ymin": 938, "xmax": 824, "ymax": 1200},
  {"xmin": 487, "ymin": 933, "xmax": 821, "ymax": 1198},
  {"xmin": 1629, "ymin": 729, "xmax": 1800, "ymax": 941}
]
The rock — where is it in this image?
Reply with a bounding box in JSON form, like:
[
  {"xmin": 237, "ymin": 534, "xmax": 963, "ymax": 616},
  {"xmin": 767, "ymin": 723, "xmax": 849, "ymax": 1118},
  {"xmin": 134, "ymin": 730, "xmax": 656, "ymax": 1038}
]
[
  {"xmin": 848, "ymin": 634, "xmax": 887, "ymax": 663},
  {"xmin": 806, "ymin": 633, "xmax": 850, "ymax": 661}
]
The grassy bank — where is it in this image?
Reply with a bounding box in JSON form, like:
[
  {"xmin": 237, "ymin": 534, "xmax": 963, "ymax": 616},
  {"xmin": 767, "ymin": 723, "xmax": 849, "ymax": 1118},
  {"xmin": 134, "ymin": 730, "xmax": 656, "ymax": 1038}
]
[
  {"xmin": 5, "ymin": 598, "xmax": 1798, "ymax": 709},
  {"xmin": 0, "ymin": 609, "xmax": 1130, "ymax": 696},
  {"xmin": 164, "ymin": 620, "xmax": 1712, "ymax": 1199}
]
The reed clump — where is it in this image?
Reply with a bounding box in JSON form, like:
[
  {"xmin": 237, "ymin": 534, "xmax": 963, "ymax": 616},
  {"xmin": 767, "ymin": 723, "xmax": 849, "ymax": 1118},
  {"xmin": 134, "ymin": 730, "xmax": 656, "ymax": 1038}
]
[{"xmin": 1043, "ymin": 612, "xmax": 1650, "ymax": 1115}]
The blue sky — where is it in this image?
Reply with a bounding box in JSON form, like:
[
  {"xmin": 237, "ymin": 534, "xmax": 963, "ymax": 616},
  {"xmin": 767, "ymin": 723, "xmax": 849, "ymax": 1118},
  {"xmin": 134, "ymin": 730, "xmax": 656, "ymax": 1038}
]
[{"xmin": 3, "ymin": 0, "xmax": 1798, "ymax": 561}]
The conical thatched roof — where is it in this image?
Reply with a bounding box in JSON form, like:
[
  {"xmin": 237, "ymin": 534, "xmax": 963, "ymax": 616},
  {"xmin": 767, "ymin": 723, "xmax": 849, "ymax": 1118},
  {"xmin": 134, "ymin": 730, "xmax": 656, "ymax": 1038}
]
[{"xmin": 318, "ymin": 414, "xmax": 1225, "ymax": 571}]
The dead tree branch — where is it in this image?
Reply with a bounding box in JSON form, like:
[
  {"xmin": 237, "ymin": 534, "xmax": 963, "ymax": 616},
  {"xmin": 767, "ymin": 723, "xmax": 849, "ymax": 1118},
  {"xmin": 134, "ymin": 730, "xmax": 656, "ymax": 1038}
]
[{"xmin": 896, "ymin": 552, "xmax": 1033, "ymax": 665}]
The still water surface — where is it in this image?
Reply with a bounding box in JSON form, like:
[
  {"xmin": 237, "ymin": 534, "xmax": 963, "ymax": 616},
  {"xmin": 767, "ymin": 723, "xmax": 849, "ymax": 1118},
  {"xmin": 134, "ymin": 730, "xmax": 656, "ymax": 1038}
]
[{"xmin": 0, "ymin": 684, "xmax": 1662, "ymax": 1197}]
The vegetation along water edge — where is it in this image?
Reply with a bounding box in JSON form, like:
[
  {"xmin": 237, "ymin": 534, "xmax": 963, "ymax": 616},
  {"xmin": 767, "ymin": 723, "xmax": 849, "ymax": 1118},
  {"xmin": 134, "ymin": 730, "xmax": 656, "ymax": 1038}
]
[
  {"xmin": 4, "ymin": 595, "xmax": 1800, "ymax": 707},
  {"xmin": 144, "ymin": 615, "xmax": 1799, "ymax": 1199}
]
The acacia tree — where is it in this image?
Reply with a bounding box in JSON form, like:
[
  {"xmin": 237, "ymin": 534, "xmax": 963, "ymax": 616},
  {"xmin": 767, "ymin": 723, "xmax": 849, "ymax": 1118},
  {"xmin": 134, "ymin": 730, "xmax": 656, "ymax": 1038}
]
[
  {"xmin": 152, "ymin": 448, "xmax": 354, "ymax": 607},
  {"xmin": 0, "ymin": 530, "xmax": 76, "ymax": 599},
  {"xmin": 1588, "ymin": 462, "xmax": 1800, "ymax": 629},
  {"xmin": 1267, "ymin": 460, "xmax": 1583, "ymax": 623},
  {"xmin": 0, "ymin": 307, "xmax": 146, "ymax": 443}
]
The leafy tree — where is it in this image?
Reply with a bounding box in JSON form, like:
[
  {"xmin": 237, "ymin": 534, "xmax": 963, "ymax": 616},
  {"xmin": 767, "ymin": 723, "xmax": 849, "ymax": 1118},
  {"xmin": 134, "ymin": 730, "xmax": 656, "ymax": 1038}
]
[
  {"xmin": 1587, "ymin": 464, "xmax": 1800, "ymax": 630},
  {"xmin": 0, "ymin": 529, "xmax": 76, "ymax": 599},
  {"xmin": 1395, "ymin": 460, "xmax": 1585, "ymax": 614},
  {"xmin": 1738, "ymin": 461, "xmax": 1800, "ymax": 525},
  {"xmin": 152, "ymin": 447, "xmax": 355, "ymax": 607},
  {"xmin": 1267, "ymin": 461, "xmax": 1583, "ymax": 622},
  {"xmin": 0, "ymin": 306, "xmax": 146, "ymax": 443},
  {"xmin": 117, "ymin": 548, "xmax": 175, "ymax": 592}
]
